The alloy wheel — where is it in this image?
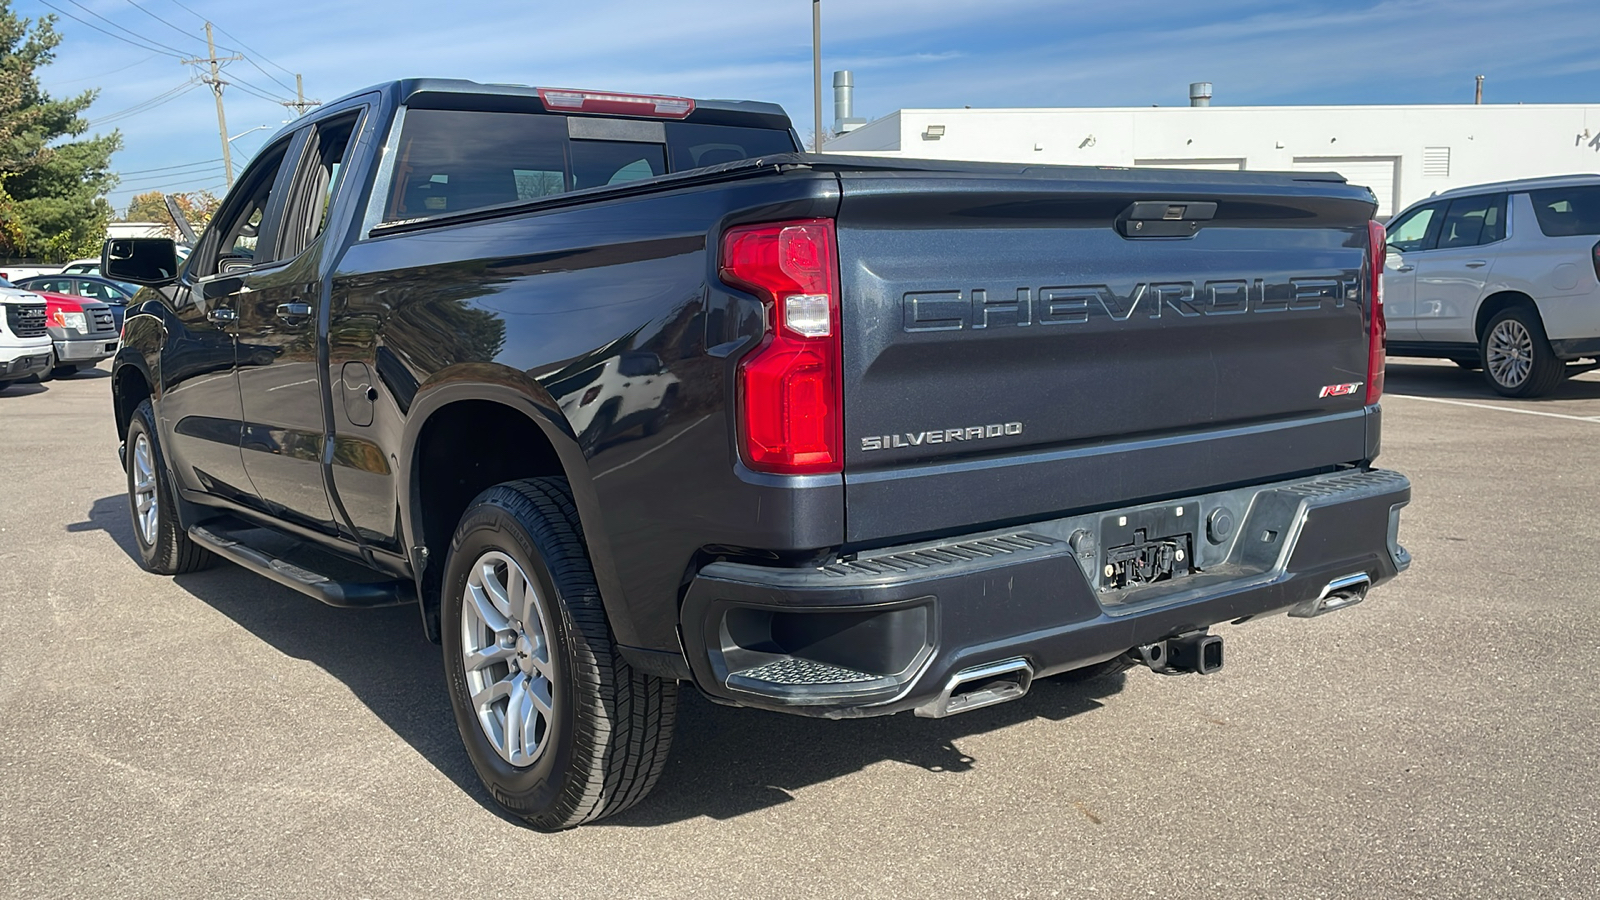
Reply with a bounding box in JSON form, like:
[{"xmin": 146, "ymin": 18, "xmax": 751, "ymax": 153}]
[
  {"xmin": 460, "ymin": 550, "xmax": 557, "ymax": 767},
  {"xmin": 131, "ymin": 433, "xmax": 159, "ymax": 545},
  {"xmin": 1486, "ymin": 319, "xmax": 1533, "ymax": 389}
]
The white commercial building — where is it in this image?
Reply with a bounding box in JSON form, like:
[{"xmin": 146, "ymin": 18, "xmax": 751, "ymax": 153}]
[{"xmin": 824, "ymin": 102, "xmax": 1600, "ymax": 219}]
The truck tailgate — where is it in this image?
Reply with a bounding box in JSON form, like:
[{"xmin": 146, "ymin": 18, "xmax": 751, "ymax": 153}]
[{"xmin": 833, "ymin": 166, "xmax": 1379, "ymax": 543}]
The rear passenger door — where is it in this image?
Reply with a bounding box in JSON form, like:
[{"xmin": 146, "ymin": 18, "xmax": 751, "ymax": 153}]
[
  {"xmin": 1415, "ymin": 193, "xmax": 1507, "ymax": 344},
  {"xmin": 235, "ymin": 109, "xmax": 364, "ymax": 536}
]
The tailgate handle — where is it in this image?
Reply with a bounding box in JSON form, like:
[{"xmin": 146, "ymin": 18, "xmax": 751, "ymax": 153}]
[{"xmin": 1118, "ymin": 200, "xmax": 1218, "ymax": 238}]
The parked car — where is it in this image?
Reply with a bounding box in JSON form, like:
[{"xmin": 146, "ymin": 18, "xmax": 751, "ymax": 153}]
[
  {"xmin": 59, "ymin": 258, "xmax": 100, "ymax": 276},
  {"xmin": 32, "ymin": 288, "xmax": 119, "ymax": 378},
  {"xmin": 13, "ymin": 274, "xmax": 137, "ymax": 333},
  {"xmin": 0, "ymin": 279, "xmax": 52, "ymax": 389},
  {"xmin": 556, "ymin": 350, "xmax": 680, "ymax": 451},
  {"xmin": 1383, "ymin": 174, "xmax": 1600, "ymax": 396},
  {"xmin": 105, "ymin": 78, "xmax": 1410, "ymax": 829}
]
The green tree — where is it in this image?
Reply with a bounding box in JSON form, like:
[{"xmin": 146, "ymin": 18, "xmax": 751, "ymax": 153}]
[
  {"xmin": 0, "ymin": 2, "xmax": 120, "ymax": 262},
  {"xmin": 123, "ymin": 189, "xmax": 221, "ymax": 237}
]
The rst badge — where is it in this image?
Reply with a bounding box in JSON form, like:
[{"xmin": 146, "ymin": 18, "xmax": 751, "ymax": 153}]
[{"xmin": 1318, "ymin": 382, "xmax": 1363, "ymax": 398}]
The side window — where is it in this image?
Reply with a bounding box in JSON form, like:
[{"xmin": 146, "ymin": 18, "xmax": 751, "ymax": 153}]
[
  {"xmin": 1527, "ymin": 185, "xmax": 1600, "ymax": 237},
  {"xmin": 204, "ymin": 139, "xmax": 292, "ymax": 276},
  {"xmin": 79, "ymin": 281, "xmax": 115, "ymax": 302},
  {"xmin": 1437, "ymin": 194, "xmax": 1505, "ymax": 249},
  {"xmin": 385, "ymin": 109, "xmax": 567, "ymax": 220},
  {"xmin": 1385, "ymin": 204, "xmax": 1441, "ymax": 253},
  {"xmin": 36, "ymin": 278, "xmax": 71, "ymax": 293},
  {"xmin": 280, "ymin": 112, "xmax": 361, "ymax": 260}
]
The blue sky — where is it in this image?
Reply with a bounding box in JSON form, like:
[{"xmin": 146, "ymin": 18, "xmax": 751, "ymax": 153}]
[{"xmin": 25, "ymin": 0, "xmax": 1600, "ymax": 215}]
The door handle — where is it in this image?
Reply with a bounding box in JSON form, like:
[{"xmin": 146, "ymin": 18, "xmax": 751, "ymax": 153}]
[
  {"xmin": 206, "ymin": 307, "xmax": 237, "ymax": 324},
  {"xmin": 1465, "ymin": 259, "xmax": 1488, "ymax": 268},
  {"xmin": 276, "ymin": 301, "xmax": 312, "ymax": 320},
  {"xmin": 1395, "ymin": 265, "xmax": 1415, "ymax": 273}
]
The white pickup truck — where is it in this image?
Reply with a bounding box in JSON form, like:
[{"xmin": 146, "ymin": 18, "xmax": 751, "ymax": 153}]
[{"xmin": 0, "ymin": 281, "xmax": 52, "ymax": 390}]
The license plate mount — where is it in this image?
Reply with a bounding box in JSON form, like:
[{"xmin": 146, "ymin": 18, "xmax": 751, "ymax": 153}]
[{"xmin": 1098, "ymin": 503, "xmax": 1198, "ymax": 592}]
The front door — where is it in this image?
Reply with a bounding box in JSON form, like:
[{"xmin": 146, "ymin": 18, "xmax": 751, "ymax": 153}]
[
  {"xmin": 159, "ymin": 136, "xmax": 297, "ymax": 508},
  {"xmin": 1380, "ymin": 202, "xmax": 1443, "ymax": 343},
  {"xmin": 236, "ymin": 113, "xmax": 362, "ymax": 536},
  {"xmin": 1414, "ymin": 193, "xmax": 1507, "ymax": 345}
]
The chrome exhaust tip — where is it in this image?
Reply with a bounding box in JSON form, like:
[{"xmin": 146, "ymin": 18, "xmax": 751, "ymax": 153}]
[
  {"xmin": 1290, "ymin": 572, "xmax": 1372, "ymax": 618},
  {"xmin": 914, "ymin": 657, "xmax": 1033, "ymax": 718}
]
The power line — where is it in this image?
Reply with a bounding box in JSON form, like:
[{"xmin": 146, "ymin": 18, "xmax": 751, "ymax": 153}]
[
  {"xmin": 87, "ymin": 80, "xmax": 199, "ymax": 127},
  {"xmin": 48, "ymin": 53, "xmax": 160, "ymax": 86},
  {"xmin": 37, "ymin": 1, "xmax": 184, "ymax": 58},
  {"xmin": 111, "ymin": 175, "xmax": 228, "ymax": 194},
  {"xmin": 61, "ymin": 0, "xmax": 191, "ymax": 57},
  {"xmin": 116, "ymin": 162, "xmax": 227, "ymax": 185},
  {"xmin": 118, "ymin": 0, "xmax": 206, "ymax": 47},
  {"xmin": 114, "ymin": 157, "xmax": 222, "ymax": 176},
  {"xmin": 164, "ymin": 0, "xmax": 298, "ymax": 84}
]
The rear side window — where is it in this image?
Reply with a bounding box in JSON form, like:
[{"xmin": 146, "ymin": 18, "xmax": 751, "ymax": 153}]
[
  {"xmin": 382, "ymin": 108, "xmax": 797, "ymax": 222},
  {"xmin": 1527, "ymin": 185, "xmax": 1600, "ymax": 237}
]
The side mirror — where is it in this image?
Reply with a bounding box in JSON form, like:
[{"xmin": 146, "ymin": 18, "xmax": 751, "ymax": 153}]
[{"xmin": 103, "ymin": 238, "xmax": 179, "ymax": 286}]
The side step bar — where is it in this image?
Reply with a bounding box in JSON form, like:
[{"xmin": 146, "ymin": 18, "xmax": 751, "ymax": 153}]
[{"xmin": 188, "ymin": 525, "xmax": 414, "ymax": 609}]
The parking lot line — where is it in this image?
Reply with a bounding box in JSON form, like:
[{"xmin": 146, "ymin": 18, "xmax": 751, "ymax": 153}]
[{"xmin": 1388, "ymin": 393, "xmax": 1600, "ymax": 423}]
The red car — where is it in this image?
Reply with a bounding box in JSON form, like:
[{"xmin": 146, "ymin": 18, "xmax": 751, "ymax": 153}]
[{"xmin": 34, "ymin": 289, "xmax": 120, "ymax": 379}]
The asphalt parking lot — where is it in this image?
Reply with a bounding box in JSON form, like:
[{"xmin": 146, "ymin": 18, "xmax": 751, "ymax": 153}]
[{"xmin": 2, "ymin": 359, "xmax": 1597, "ymax": 899}]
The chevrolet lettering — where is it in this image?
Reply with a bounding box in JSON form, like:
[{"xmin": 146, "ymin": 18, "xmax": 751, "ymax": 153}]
[{"xmin": 902, "ymin": 277, "xmax": 1357, "ymax": 332}]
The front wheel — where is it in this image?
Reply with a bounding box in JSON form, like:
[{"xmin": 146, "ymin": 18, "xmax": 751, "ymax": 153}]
[
  {"xmin": 125, "ymin": 399, "xmax": 214, "ymax": 574},
  {"xmin": 440, "ymin": 478, "xmax": 676, "ymax": 829},
  {"xmin": 1481, "ymin": 308, "xmax": 1565, "ymax": 397}
]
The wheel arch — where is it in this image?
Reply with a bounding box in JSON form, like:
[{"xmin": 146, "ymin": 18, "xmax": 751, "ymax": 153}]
[
  {"xmin": 398, "ymin": 376, "xmax": 632, "ymax": 646},
  {"xmin": 111, "ymin": 350, "xmax": 155, "ymax": 444},
  {"xmin": 1475, "ymin": 290, "xmax": 1542, "ymax": 343}
]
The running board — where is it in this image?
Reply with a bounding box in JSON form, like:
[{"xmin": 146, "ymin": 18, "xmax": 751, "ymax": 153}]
[{"xmin": 188, "ymin": 524, "xmax": 414, "ymax": 609}]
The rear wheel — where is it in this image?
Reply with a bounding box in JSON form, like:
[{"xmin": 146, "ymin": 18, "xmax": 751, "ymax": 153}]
[
  {"xmin": 1481, "ymin": 307, "xmax": 1565, "ymax": 397},
  {"xmin": 50, "ymin": 361, "xmax": 80, "ymax": 378},
  {"xmin": 125, "ymin": 399, "xmax": 214, "ymax": 574},
  {"xmin": 441, "ymin": 477, "xmax": 676, "ymax": 829}
]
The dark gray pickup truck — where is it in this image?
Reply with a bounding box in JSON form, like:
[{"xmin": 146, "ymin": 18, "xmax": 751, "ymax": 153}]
[{"xmin": 105, "ymin": 79, "xmax": 1410, "ymax": 828}]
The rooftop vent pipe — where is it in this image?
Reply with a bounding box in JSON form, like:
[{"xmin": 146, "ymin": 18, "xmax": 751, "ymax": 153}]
[
  {"xmin": 1189, "ymin": 82, "xmax": 1212, "ymax": 107},
  {"xmin": 833, "ymin": 70, "xmax": 866, "ymax": 134}
]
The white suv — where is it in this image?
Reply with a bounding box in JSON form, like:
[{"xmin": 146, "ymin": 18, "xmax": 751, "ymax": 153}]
[{"xmin": 1383, "ymin": 174, "xmax": 1600, "ymax": 397}]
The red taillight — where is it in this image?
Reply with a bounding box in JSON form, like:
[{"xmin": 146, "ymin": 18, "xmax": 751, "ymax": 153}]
[
  {"xmin": 1366, "ymin": 219, "xmax": 1386, "ymax": 405},
  {"xmin": 536, "ymin": 88, "xmax": 694, "ymax": 119},
  {"xmin": 720, "ymin": 219, "xmax": 842, "ymax": 475}
]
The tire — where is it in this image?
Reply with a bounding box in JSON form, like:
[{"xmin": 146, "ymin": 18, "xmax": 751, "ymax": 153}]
[
  {"xmin": 440, "ymin": 477, "xmax": 677, "ymax": 830},
  {"xmin": 641, "ymin": 388, "xmax": 676, "ymax": 437},
  {"xmin": 50, "ymin": 362, "xmax": 80, "ymax": 378},
  {"xmin": 578, "ymin": 402, "xmax": 617, "ymax": 453},
  {"xmin": 1480, "ymin": 307, "xmax": 1566, "ymax": 398},
  {"xmin": 125, "ymin": 399, "xmax": 214, "ymax": 574}
]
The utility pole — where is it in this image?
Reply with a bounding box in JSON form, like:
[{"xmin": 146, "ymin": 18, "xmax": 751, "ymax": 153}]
[
  {"xmin": 812, "ymin": 0, "xmax": 822, "ymax": 152},
  {"xmin": 280, "ymin": 74, "xmax": 320, "ymax": 117},
  {"xmin": 181, "ymin": 23, "xmax": 242, "ymax": 187}
]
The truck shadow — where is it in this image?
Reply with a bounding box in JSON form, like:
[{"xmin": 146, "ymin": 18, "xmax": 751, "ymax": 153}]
[
  {"xmin": 1386, "ymin": 361, "xmax": 1600, "ymax": 401},
  {"xmin": 71, "ymin": 494, "xmax": 1125, "ymax": 827}
]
